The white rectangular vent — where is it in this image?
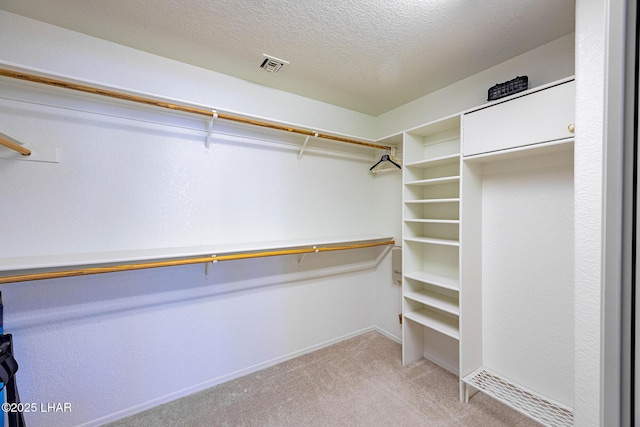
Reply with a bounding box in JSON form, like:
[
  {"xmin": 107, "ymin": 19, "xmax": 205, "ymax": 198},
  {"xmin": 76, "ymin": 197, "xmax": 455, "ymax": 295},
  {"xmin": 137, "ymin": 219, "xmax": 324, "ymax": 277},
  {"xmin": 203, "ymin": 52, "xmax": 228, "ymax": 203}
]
[{"xmin": 260, "ymin": 54, "xmax": 289, "ymax": 73}]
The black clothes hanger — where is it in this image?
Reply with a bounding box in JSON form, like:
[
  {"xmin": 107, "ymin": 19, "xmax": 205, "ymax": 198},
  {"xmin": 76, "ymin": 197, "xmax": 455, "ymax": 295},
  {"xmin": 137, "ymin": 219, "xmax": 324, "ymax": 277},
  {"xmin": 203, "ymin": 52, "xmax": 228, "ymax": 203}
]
[{"xmin": 370, "ymin": 152, "xmax": 402, "ymax": 172}]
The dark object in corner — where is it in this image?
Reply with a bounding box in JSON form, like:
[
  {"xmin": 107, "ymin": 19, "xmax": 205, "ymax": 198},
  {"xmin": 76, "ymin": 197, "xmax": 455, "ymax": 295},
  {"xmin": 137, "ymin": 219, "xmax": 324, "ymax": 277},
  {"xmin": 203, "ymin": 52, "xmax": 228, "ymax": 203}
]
[
  {"xmin": 488, "ymin": 76, "xmax": 528, "ymax": 101},
  {"xmin": 0, "ymin": 334, "xmax": 25, "ymax": 427}
]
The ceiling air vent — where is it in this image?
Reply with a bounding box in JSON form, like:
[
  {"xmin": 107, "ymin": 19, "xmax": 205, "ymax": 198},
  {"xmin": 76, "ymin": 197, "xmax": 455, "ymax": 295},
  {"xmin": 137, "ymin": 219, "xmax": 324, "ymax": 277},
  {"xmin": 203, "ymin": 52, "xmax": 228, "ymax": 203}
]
[{"xmin": 260, "ymin": 54, "xmax": 289, "ymax": 73}]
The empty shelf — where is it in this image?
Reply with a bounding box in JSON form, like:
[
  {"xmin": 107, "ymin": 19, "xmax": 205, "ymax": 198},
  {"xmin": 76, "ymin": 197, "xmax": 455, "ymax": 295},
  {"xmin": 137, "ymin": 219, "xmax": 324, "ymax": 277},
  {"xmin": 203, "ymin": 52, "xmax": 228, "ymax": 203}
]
[
  {"xmin": 0, "ymin": 234, "xmax": 395, "ymax": 284},
  {"xmin": 404, "ymin": 198, "xmax": 460, "ymax": 204},
  {"xmin": 405, "ymin": 176, "xmax": 460, "ymax": 186},
  {"xmin": 404, "ymin": 237, "xmax": 459, "ymax": 247},
  {"xmin": 405, "ymin": 289, "xmax": 459, "ymax": 316},
  {"xmin": 405, "ymin": 153, "xmax": 460, "ymax": 168},
  {"xmin": 404, "ymin": 271, "xmax": 459, "ymax": 291},
  {"xmin": 403, "ymin": 308, "xmax": 459, "ymax": 339},
  {"xmin": 404, "ymin": 219, "xmax": 460, "ymax": 224}
]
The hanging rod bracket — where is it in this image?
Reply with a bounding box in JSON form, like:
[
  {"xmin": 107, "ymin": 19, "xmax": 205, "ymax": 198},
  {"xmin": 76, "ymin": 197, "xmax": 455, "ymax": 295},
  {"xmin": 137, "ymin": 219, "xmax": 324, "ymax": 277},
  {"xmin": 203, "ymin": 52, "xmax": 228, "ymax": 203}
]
[
  {"xmin": 205, "ymin": 254, "xmax": 218, "ymax": 278},
  {"xmin": 298, "ymin": 253, "xmax": 307, "ymax": 265},
  {"xmin": 205, "ymin": 110, "xmax": 218, "ymax": 151},
  {"xmin": 298, "ymin": 246, "xmax": 319, "ymax": 266},
  {"xmin": 297, "ymin": 132, "xmax": 317, "ymax": 161}
]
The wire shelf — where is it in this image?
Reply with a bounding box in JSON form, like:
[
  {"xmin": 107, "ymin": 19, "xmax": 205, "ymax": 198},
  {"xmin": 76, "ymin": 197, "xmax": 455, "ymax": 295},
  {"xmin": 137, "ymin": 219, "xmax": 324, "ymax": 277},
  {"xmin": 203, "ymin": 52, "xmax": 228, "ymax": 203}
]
[{"xmin": 463, "ymin": 368, "xmax": 573, "ymax": 427}]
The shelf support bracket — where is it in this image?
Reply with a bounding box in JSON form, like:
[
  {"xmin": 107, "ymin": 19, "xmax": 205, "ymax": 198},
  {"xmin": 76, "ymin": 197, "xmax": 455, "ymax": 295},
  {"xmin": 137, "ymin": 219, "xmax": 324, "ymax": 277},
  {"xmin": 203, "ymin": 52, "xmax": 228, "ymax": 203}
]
[
  {"xmin": 298, "ymin": 132, "xmax": 317, "ymax": 161},
  {"xmin": 204, "ymin": 254, "xmax": 218, "ymax": 278},
  {"xmin": 205, "ymin": 110, "xmax": 218, "ymax": 151},
  {"xmin": 298, "ymin": 246, "xmax": 319, "ymax": 266}
]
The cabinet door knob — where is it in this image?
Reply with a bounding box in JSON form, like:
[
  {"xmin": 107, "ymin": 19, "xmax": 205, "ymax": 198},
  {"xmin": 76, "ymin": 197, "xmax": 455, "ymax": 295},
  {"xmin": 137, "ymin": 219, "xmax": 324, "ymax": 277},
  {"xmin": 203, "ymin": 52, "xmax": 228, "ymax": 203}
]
[{"xmin": 568, "ymin": 124, "xmax": 575, "ymax": 133}]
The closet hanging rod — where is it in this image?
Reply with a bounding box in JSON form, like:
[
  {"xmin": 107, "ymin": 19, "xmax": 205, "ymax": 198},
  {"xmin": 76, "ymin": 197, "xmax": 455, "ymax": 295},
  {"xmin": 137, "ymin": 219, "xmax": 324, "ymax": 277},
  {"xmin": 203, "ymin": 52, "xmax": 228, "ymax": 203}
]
[
  {"xmin": 0, "ymin": 135, "xmax": 30, "ymax": 156},
  {"xmin": 0, "ymin": 68, "xmax": 391, "ymax": 151},
  {"xmin": 0, "ymin": 239, "xmax": 395, "ymax": 284}
]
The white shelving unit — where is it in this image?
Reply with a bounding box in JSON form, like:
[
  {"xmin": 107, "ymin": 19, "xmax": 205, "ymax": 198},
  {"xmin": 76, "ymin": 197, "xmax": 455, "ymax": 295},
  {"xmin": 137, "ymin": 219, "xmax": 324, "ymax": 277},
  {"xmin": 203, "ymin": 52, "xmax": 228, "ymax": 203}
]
[
  {"xmin": 459, "ymin": 78, "xmax": 576, "ymax": 426},
  {"xmin": 401, "ymin": 115, "xmax": 462, "ymax": 378},
  {"xmin": 400, "ymin": 78, "xmax": 576, "ymax": 426}
]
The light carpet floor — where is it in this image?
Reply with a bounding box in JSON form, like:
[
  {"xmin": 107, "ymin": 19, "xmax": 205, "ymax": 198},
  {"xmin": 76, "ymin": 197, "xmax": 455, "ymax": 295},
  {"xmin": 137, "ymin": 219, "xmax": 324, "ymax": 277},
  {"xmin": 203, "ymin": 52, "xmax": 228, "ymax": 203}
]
[{"xmin": 107, "ymin": 331, "xmax": 540, "ymax": 426}]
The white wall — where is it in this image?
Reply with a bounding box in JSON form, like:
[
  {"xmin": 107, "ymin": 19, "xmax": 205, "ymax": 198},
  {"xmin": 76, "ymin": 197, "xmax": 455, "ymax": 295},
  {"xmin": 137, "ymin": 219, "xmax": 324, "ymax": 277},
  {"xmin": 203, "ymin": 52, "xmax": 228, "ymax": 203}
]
[
  {"xmin": 0, "ymin": 11, "xmax": 378, "ymax": 142},
  {"xmin": 574, "ymin": 0, "xmax": 603, "ymax": 425},
  {"xmin": 0, "ymin": 76, "xmax": 396, "ymax": 427},
  {"xmin": 0, "ymin": 80, "xmax": 382, "ymax": 256},
  {"xmin": 573, "ymin": 0, "xmax": 616, "ymax": 425},
  {"xmin": 376, "ymin": 33, "xmax": 575, "ymax": 138},
  {"xmin": 0, "ymin": 12, "xmax": 400, "ymax": 427},
  {"xmin": 5, "ymin": 253, "xmax": 386, "ymax": 427},
  {"xmin": 372, "ymin": 168, "xmax": 403, "ymax": 341},
  {"xmin": 481, "ymin": 159, "xmax": 574, "ymax": 407}
]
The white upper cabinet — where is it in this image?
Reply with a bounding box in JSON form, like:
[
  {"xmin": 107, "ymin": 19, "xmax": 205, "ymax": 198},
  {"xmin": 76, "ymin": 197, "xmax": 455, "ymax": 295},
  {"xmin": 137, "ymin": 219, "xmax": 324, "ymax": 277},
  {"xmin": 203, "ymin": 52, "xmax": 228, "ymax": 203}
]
[{"xmin": 462, "ymin": 79, "xmax": 575, "ymax": 157}]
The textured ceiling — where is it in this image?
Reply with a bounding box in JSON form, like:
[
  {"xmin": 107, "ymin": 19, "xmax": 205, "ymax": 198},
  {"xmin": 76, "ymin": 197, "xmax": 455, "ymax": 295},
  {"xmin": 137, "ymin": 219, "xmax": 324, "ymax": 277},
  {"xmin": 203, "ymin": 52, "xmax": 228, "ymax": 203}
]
[{"xmin": 0, "ymin": 0, "xmax": 575, "ymax": 116}]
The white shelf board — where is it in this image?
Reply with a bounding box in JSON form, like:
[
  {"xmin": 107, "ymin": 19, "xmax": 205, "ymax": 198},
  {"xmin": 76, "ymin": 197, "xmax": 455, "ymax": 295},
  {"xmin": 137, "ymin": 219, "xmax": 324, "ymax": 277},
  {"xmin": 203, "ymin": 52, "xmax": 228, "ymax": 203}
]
[
  {"xmin": 404, "ymin": 198, "xmax": 460, "ymax": 204},
  {"xmin": 0, "ymin": 234, "xmax": 394, "ymax": 274},
  {"xmin": 404, "ymin": 114, "xmax": 461, "ymax": 138},
  {"xmin": 404, "ymin": 176, "xmax": 460, "ymax": 186},
  {"xmin": 404, "ymin": 237, "xmax": 459, "ymax": 247},
  {"xmin": 461, "ymin": 77, "xmax": 575, "ymax": 116},
  {"xmin": 404, "ymin": 153, "xmax": 460, "ymax": 168},
  {"xmin": 462, "ymin": 138, "xmax": 573, "ymax": 164},
  {"xmin": 403, "ymin": 308, "xmax": 459, "ymax": 339},
  {"xmin": 404, "ymin": 219, "xmax": 460, "ymax": 224},
  {"xmin": 405, "ymin": 290, "xmax": 459, "ymax": 316},
  {"xmin": 403, "ymin": 271, "xmax": 459, "ymax": 291}
]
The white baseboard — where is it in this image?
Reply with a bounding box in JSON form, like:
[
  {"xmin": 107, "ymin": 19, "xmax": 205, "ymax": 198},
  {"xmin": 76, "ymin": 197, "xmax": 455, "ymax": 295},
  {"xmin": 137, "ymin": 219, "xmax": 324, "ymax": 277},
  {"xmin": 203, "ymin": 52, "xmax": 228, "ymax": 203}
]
[
  {"xmin": 423, "ymin": 352, "xmax": 460, "ymax": 376},
  {"xmin": 373, "ymin": 326, "xmax": 401, "ymax": 344}
]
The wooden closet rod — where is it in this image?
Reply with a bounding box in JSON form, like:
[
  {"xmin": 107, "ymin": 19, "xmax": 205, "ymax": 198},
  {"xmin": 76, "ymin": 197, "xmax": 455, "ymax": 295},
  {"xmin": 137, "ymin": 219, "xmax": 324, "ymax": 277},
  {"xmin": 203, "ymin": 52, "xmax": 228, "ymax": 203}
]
[
  {"xmin": 0, "ymin": 68, "xmax": 391, "ymax": 151},
  {"xmin": 0, "ymin": 135, "xmax": 31, "ymax": 156},
  {"xmin": 0, "ymin": 239, "xmax": 394, "ymax": 284}
]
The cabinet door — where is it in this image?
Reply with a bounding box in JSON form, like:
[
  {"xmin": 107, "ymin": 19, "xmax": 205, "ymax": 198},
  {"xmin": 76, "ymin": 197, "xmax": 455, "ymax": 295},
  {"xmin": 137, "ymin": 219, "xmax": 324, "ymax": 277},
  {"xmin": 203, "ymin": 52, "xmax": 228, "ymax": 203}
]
[{"xmin": 462, "ymin": 80, "xmax": 575, "ymax": 157}]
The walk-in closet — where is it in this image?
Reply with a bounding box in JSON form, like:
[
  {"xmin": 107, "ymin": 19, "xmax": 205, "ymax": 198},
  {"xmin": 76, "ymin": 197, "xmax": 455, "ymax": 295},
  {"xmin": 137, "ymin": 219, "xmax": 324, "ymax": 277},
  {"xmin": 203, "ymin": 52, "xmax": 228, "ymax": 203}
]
[{"xmin": 0, "ymin": 1, "xmax": 632, "ymax": 426}]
